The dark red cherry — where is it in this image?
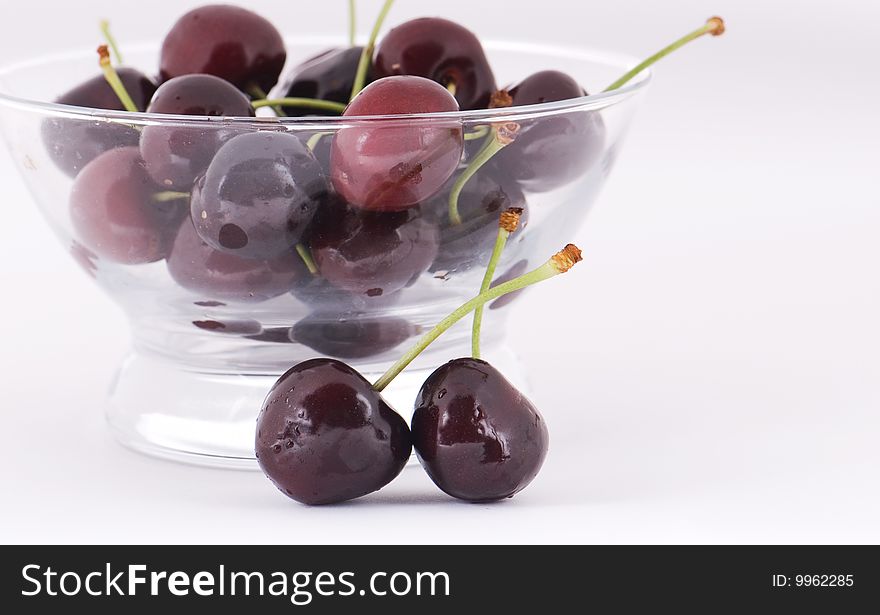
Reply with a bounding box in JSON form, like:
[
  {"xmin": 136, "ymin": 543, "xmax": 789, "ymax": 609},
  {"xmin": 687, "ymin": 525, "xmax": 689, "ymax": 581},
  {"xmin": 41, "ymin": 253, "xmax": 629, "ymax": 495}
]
[
  {"xmin": 167, "ymin": 220, "xmax": 306, "ymax": 303},
  {"xmin": 290, "ymin": 274, "xmax": 401, "ymax": 313},
  {"xmin": 427, "ymin": 170, "xmax": 528, "ymax": 273},
  {"xmin": 507, "ymin": 70, "xmax": 586, "ymax": 106},
  {"xmin": 279, "ymin": 47, "xmax": 369, "ymax": 116},
  {"xmin": 255, "ymin": 359, "xmax": 412, "ymax": 505},
  {"xmin": 412, "ymin": 358, "xmax": 549, "ymax": 502},
  {"xmin": 374, "ymin": 17, "xmax": 497, "ymax": 110},
  {"xmin": 42, "ymin": 68, "xmax": 157, "ymax": 177},
  {"xmin": 140, "ymin": 74, "xmax": 255, "ymax": 190},
  {"xmin": 192, "ymin": 131, "xmax": 326, "ymax": 259},
  {"xmin": 70, "ymin": 147, "xmax": 186, "ymax": 264},
  {"xmin": 159, "ymin": 5, "xmax": 286, "ymax": 93},
  {"xmin": 291, "ymin": 313, "xmax": 417, "ymax": 359},
  {"xmin": 330, "ymin": 76, "xmax": 464, "ymax": 211},
  {"xmin": 492, "ymin": 70, "xmax": 606, "ymax": 192},
  {"xmin": 309, "ymin": 199, "xmax": 440, "ymax": 298}
]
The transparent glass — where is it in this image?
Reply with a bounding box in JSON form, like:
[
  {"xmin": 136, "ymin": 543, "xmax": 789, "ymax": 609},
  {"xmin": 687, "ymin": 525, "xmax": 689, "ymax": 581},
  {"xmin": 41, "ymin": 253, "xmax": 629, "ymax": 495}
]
[{"xmin": 0, "ymin": 38, "xmax": 650, "ymax": 468}]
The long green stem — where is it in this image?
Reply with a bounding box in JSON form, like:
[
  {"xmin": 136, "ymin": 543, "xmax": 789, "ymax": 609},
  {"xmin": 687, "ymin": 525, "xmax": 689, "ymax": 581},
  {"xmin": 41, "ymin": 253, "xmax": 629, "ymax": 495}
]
[
  {"xmin": 604, "ymin": 17, "xmax": 725, "ymax": 92},
  {"xmin": 247, "ymin": 85, "xmax": 288, "ymax": 117},
  {"xmin": 464, "ymin": 126, "xmax": 490, "ymax": 141},
  {"xmin": 373, "ymin": 245, "xmax": 582, "ymax": 391},
  {"xmin": 152, "ymin": 191, "xmax": 190, "ymax": 203},
  {"xmin": 448, "ymin": 124, "xmax": 518, "ymax": 225},
  {"xmin": 295, "ymin": 244, "xmax": 319, "ymax": 276},
  {"xmin": 247, "ymin": 85, "xmax": 269, "ymax": 100},
  {"xmin": 349, "ymin": 0, "xmax": 357, "ymax": 47},
  {"xmin": 350, "ymin": 0, "xmax": 395, "ymax": 100},
  {"xmin": 472, "ymin": 228, "xmax": 510, "ymax": 358},
  {"xmin": 307, "ymin": 132, "xmax": 332, "ymax": 152},
  {"xmin": 99, "ymin": 20, "xmax": 123, "ymax": 65},
  {"xmin": 445, "ymin": 18, "xmax": 726, "ymax": 223},
  {"xmin": 98, "ymin": 46, "xmax": 138, "ymax": 112},
  {"xmin": 471, "ymin": 209, "xmax": 522, "ymax": 358},
  {"xmin": 252, "ymin": 98, "xmax": 347, "ymax": 114}
]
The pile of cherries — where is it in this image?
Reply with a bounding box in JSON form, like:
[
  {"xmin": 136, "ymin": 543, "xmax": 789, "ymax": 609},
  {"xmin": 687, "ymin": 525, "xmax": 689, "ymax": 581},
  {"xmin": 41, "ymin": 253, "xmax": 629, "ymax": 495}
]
[
  {"xmin": 44, "ymin": 3, "xmax": 724, "ymax": 503},
  {"xmin": 51, "ymin": 5, "xmax": 543, "ymax": 304}
]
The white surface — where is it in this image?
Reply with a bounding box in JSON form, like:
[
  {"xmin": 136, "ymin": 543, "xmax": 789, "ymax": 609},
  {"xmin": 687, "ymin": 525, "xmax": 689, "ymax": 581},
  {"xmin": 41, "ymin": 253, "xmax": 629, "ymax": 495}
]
[{"xmin": 1, "ymin": 0, "xmax": 879, "ymax": 544}]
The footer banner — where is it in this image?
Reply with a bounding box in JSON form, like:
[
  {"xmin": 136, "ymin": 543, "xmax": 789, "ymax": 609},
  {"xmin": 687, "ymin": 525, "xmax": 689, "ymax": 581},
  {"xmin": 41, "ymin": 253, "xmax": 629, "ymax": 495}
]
[{"xmin": 1, "ymin": 546, "xmax": 877, "ymax": 612}]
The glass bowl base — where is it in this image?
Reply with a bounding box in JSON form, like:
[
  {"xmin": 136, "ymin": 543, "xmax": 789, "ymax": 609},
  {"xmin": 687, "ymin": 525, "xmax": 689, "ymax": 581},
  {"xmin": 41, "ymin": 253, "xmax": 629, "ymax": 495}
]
[{"xmin": 106, "ymin": 347, "xmax": 528, "ymax": 471}]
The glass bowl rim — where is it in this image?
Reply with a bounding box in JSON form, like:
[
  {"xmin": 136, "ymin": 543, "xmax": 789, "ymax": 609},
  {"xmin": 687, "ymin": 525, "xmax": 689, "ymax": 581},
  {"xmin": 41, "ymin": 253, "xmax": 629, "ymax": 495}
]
[{"xmin": 0, "ymin": 37, "xmax": 652, "ymax": 126}]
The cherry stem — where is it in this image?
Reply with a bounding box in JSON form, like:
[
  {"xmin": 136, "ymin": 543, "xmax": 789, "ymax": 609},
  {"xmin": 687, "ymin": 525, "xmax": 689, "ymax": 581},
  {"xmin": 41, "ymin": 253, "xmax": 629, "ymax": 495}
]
[
  {"xmin": 252, "ymin": 98, "xmax": 347, "ymax": 114},
  {"xmin": 246, "ymin": 84, "xmax": 268, "ymax": 99},
  {"xmin": 464, "ymin": 126, "xmax": 490, "ymax": 141},
  {"xmin": 444, "ymin": 18, "xmax": 726, "ymax": 227},
  {"xmin": 448, "ymin": 123, "xmax": 520, "ymax": 226},
  {"xmin": 99, "ymin": 20, "xmax": 123, "ymax": 65},
  {"xmin": 98, "ymin": 46, "xmax": 138, "ymax": 113},
  {"xmin": 349, "ymin": 0, "xmax": 395, "ymax": 100},
  {"xmin": 247, "ymin": 85, "xmax": 287, "ymax": 117},
  {"xmin": 472, "ymin": 209, "xmax": 522, "ymax": 359},
  {"xmin": 349, "ymin": 0, "xmax": 357, "ymax": 47},
  {"xmin": 373, "ymin": 244, "xmax": 583, "ymax": 392},
  {"xmin": 295, "ymin": 244, "xmax": 319, "ymax": 275},
  {"xmin": 307, "ymin": 132, "xmax": 333, "ymax": 151},
  {"xmin": 604, "ymin": 16, "xmax": 725, "ymax": 92},
  {"xmin": 152, "ymin": 191, "xmax": 190, "ymax": 203}
]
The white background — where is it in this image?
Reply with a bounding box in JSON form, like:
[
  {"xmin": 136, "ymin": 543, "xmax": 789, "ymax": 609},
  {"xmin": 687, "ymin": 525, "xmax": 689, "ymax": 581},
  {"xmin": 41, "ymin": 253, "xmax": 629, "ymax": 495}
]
[{"xmin": 1, "ymin": 0, "xmax": 878, "ymax": 544}]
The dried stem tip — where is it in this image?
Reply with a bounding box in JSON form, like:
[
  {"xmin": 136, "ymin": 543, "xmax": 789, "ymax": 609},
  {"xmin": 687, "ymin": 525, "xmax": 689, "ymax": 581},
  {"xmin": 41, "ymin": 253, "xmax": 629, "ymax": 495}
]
[
  {"xmin": 551, "ymin": 244, "xmax": 583, "ymax": 273},
  {"xmin": 499, "ymin": 207, "xmax": 524, "ymax": 233},
  {"xmin": 490, "ymin": 89, "xmax": 514, "ymax": 109},
  {"xmin": 496, "ymin": 122, "xmax": 521, "ymax": 146},
  {"xmin": 707, "ymin": 16, "xmax": 725, "ymax": 36},
  {"xmin": 97, "ymin": 45, "xmax": 111, "ymax": 65}
]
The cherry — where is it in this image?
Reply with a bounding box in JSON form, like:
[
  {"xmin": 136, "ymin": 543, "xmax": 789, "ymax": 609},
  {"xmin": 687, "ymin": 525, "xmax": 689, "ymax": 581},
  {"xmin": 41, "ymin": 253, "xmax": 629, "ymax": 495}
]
[
  {"xmin": 167, "ymin": 220, "xmax": 306, "ymax": 303},
  {"xmin": 255, "ymin": 359, "xmax": 412, "ymax": 505},
  {"xmin": 488, "ymin": 17, "xmax": 727, "ymax": 192},
  {"xmin": 427, "ymin": 170, "xmax": 528, "ymax": 273},
  {"xmin": 69, "ymin": 147, "xmax": 186, "ymax": 264},
  {"xmin": 291, "ymin": 313, "xmax": 417, "ymax": 359},
  {"xmin": 140, "ymin": 74, "xmax": 255, "ymax": 190},
  {"xmin": 509, "ymin": 70, "xmax": 585, "ymax": 106},
  {"xmin": 308, "ymin": 198, "xmax": 440, "ymax": 298},
  {"xmin": 290, "ymin": 274, "xmax": 401, "ymax": 313},
  {"xmin": 491, "ymin": 70, "xmax": 605, "ymax": 193},
  {"xmin": 42, "ymin": 68, "xmax": 157, "ymax": 177},
  {"xmin": 330, "ymin": 76, "xmax": 464, "ymax": 211},
  {"xmin": 411, "ymin": 358, "xmax": 549, "ymax": 502},
  {"xmin": 159, "ymin": 5, "xmax": 286, "ymax": 94},
  {"xmin": 256, "ymin": 245, "xmax": 582, "ymax": 505},
  {"xmin": 278, "ymin": 47, "xmax": 370, "ymax": 116},
  {"xmin": 374, "ymin": 17, "xmax": 497, "ymax": 110},
  {"xmin": 191, "ymin": 131, "xmax": 326, "ymax": 260}
]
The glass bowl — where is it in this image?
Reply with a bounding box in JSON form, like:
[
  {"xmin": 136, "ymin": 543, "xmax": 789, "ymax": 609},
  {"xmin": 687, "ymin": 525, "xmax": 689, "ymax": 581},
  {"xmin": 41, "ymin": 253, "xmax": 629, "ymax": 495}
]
[{"xmin": 0, "ymin": 38, "xmax": 650, "ymax": 468}]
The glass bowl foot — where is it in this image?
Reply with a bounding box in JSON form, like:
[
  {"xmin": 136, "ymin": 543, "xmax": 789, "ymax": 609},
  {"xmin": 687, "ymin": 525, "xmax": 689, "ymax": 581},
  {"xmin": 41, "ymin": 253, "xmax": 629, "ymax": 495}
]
[{"xmin": 106, "ymin": 347, "xmax": 529, "ymax": 470}]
